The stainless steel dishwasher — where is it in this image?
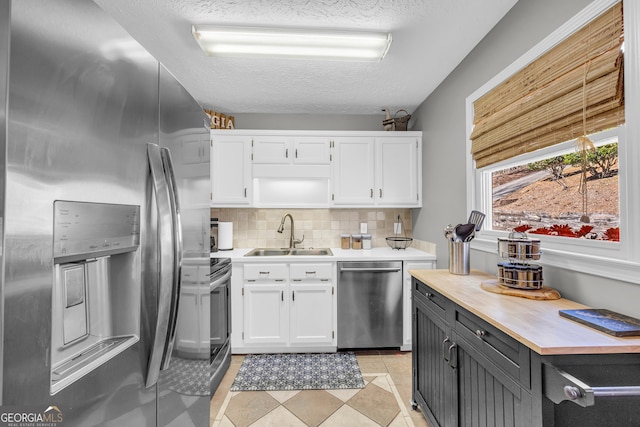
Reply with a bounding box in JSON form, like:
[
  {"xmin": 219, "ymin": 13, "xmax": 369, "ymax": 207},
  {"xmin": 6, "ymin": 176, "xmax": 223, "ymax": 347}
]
[{"xmin": 337, "ymin": 261, "xmax": 403, "ymax": 349}]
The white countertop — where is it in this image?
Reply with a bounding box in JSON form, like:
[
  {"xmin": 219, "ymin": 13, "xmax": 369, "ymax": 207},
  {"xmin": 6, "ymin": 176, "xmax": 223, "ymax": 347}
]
[{"xmin": 211, "ymin": 247, "xmax": 436, "ymax": 263}]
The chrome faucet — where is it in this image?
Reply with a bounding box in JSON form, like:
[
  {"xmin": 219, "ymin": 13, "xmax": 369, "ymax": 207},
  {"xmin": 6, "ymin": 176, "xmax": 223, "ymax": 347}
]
[{"xmin": 277, "ymin": 213, "xmax": 304, "ymax": 248}]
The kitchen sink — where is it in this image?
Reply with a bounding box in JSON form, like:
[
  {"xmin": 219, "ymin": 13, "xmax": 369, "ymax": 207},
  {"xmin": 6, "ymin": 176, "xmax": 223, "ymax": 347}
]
[
  {"xmin": 244, "ymin": 248, "xmax": 333, "ymax": 257},
  {"xmin": 289, "ymin": 248, "xmax": 333, "ymax": 256}
]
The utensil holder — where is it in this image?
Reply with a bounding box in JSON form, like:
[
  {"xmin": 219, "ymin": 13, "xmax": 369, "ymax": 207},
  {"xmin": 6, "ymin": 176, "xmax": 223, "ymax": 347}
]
[{"xmin": 449, "ymin": 241, "xmax": 470, "ymax": 275}]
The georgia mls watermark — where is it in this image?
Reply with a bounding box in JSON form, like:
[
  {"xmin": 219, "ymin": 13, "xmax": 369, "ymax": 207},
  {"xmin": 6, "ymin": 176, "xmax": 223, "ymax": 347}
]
[{"xmin": 0, "ymin": 406, "xmax": 64, "ymax": 427}]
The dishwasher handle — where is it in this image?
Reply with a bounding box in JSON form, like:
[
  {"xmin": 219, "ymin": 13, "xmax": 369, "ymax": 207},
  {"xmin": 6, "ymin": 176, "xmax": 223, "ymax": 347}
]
[{"xmin": 339, "ymin": 267, "xmax": 401, "ymax": 273}]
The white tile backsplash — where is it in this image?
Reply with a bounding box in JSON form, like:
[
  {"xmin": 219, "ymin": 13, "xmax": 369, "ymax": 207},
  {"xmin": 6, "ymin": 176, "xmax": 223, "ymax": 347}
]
[{"xmin": 211, "ymin": 208, "xmax": 434, "ymax": 252}]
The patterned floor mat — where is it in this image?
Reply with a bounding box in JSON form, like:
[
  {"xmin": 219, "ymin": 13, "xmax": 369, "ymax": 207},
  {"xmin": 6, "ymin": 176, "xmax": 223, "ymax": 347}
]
[
  {"xmin": 164, "ymin": 356, "xmax": 209, "ymax": 396},
  {"xmin": 230, "ymin": 352, "xmax": 365, "ymax": 391}
]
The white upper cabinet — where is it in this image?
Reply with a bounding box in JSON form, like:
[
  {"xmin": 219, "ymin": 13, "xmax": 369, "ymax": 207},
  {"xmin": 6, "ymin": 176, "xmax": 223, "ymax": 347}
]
[
  {"xmin": 252, "ymin": 136, "xmax": 290, "ymax": 164},
  {"xmin": 331, "ymin": 134, "xmax": 422, "ymax": 207},
  {"xmin": 253, "ymin": 136, "xmax": 331, "ymax": 165},
  {"xmin": 210, "ymin": 133, "xmax": 252, "ymax": 206},
  {"xmin": 331, "ymin": 137, "xmax": 376, "ymax": 205},
  {"xmin": 182, "ymin": 135, "xmax": 209, "ymax": 165},
  {"xmin": 211, "ymin": 130, "xmax": 421, "ymax": 208},
  {"xmin": 293, "ymin": 137, "xmax": 331, "ymax": 165},
  {"xmin": 375, "ymin": 136, "xmax": 421, "ymax": 206}
]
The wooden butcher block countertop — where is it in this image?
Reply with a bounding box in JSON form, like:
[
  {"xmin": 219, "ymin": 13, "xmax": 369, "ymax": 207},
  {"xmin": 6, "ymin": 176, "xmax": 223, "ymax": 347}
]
[{"xmin": 409, "ymin": 269, "xmax": 640, "ymax": 356}]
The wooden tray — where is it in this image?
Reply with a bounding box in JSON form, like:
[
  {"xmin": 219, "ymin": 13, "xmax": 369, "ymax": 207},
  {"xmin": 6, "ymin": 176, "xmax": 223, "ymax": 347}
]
[{"xmin": 481, "ymin": 279, "xmax": 561, "ymax": 300}]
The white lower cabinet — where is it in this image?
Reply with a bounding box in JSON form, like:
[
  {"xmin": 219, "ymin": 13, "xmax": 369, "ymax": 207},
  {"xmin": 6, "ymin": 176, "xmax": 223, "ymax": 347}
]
[
  {"xmin": 288, "ymin": 263, "xmax": 334, "ymax": 348},
  {"xmin": 402, "ymin": 261, "xmax": 435, "ymax": 351},
  {"xmin": 239, "ymin": 262, "xmax": 336, "ymax": 352},
  {"xmin": 176, "ymin": 263, "xmax": 210, "ymax": 357},
  {"xmin": 243, "ymin": 283, "xmax": 288, "ymax": 345}
]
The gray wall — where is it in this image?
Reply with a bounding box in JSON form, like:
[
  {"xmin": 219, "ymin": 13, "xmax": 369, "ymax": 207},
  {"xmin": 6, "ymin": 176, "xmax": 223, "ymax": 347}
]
[{"xmin": 412, "ymin": 0, "xmax": 640, "ymax": 318}]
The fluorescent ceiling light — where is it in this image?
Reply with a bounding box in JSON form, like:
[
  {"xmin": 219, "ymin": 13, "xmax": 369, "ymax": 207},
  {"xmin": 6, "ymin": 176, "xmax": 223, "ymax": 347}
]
[{"xmin": 192, "ymin": 25, "xmax": 392, "ymax": 62}]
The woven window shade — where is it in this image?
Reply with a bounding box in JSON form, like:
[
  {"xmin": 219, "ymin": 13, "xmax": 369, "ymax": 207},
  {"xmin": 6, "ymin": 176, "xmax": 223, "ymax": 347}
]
[{"xmin": 471, "ymin": 3, "xmax": 624, "ymax": 169}]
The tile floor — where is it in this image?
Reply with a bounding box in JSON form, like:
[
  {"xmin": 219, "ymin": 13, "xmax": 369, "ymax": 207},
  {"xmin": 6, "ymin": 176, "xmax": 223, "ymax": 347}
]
[{"xmin": 210, "ymin": 351, "xmax": 430, "ymax": 427}]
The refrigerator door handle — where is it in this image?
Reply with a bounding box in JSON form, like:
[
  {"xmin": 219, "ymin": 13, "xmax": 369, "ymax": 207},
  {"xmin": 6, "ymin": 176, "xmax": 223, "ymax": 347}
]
[
  {"xmin": 160, "ymin": 147, "xmax": 183, "ymax": 371},
  {"xmin": 145, "ymin": 142, "xmax": 176, "ymax": 388}
]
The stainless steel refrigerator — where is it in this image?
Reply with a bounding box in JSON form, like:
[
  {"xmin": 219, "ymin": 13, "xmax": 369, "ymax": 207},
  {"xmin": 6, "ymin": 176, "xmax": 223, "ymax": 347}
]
[{"xmin": 0, "ymin": 1, "xmax": 211, "ymax": 425}]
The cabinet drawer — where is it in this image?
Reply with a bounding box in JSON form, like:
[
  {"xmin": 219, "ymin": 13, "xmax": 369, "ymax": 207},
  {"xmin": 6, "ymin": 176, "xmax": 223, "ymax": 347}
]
[
  {"xmin": 290, "ymin": 263, "xmax": 333, "ymax": 281},
  {"xmin": 244, "ymin": 264, "xmax": 287, "ymax": 281},
  {"xmin": 455, "ymin": 308, "xmax": 530, "ymax": 388},
  {"xmin": 413, "ymin": 279, "xmax": 449, "ymax": 320},
  {"xmin": 181, "ymin": 265, "xmax": 200, "ymax": 285}
]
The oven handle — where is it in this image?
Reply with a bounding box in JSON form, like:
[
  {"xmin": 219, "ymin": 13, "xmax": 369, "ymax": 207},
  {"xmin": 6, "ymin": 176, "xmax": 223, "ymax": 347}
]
[{"xmin": 210, "ymin": 267, "xmax": 232, "ymax": 292}]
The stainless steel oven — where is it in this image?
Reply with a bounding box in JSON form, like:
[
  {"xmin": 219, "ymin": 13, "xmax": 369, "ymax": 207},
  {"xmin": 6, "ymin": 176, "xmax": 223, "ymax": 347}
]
[{"xmin": 210, "ymin": 257, "xmax": 231, "ymax": 395}]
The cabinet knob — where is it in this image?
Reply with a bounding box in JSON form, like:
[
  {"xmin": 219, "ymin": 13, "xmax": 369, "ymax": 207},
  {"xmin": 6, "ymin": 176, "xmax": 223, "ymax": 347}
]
[
  {"xmin": 426, "ymin": 292, "xmax": 434, "ymax": 298},
  {"xmin": 475, "ymin": 329, "xmax": 486, "ymax": 338}
]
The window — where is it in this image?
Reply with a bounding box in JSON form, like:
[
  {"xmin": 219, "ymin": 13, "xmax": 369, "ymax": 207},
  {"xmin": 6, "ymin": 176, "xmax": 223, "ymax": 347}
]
[
  {"xmin": 490, "ymin": 129, "xmax": 619, "ymax": 241},
  {"xmin": 466, "ymin": 0, "xmax": 640, "ymax": 284}
]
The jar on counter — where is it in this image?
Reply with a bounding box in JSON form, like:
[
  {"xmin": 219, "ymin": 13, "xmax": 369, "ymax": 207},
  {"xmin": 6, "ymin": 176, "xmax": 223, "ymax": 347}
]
[
  {"xmin": 362, "ymin": 234, "xmax": 372, "ymax": 250},
  {"xmin": 341, "ymin": 234, "xmax": 351, "ymax": 249},
  {"xmin": 352, "ymin": 234, "xmax": 363, "ymax": 250}
]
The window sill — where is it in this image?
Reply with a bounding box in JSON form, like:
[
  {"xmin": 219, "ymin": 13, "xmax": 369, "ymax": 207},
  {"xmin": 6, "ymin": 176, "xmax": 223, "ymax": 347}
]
[{"xmin": 472, "ymin": 232, "xmax": 640, "ymax": 285}]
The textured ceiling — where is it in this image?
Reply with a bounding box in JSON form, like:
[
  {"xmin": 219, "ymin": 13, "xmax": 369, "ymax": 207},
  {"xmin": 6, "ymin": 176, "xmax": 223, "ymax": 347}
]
[{"xmin": 93, "ymin": 0, "xmax": 517, "ymax": 115}]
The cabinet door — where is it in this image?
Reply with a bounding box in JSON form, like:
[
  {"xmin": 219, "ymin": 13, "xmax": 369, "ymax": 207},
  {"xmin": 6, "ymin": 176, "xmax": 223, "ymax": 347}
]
[
  {"xmin": 200, "ymin": 291, "xmax": 211, "ymax": 350},
  {"xmin": 243, "ymin": 284, "xmax": 287, "ymax": 345},
  {"xmin": 413, "ymin": 291, "xmax": 454, "ymax": 427},
  {"xmin": 176, "ymin": 265, "xmax": 210, "ymax": 355},
  {"xmin": 376, "ymin": 137, "xmax": 420, "ymax": 206},
  {"xmin": 289, "ymin": 283, "xmax": 334, "ymax": 345},
  {"xmin": 182, "ymin": 137, "xmax": 207, "ymax": 165},
  {"xmin": 252, "ymin": 136, "xmax": 290, "ymax": 164},
  {"xmin": 293, "ymin": 137, "xmax": 331, "ymax": 165},
  {"xmin": 211, "ymin": 134, "xmax": 252, "ymax": 205},
  {"xmin": 175, "ymin": 285, "xmax": 201, "ymax": 352},
  {"xmin": 453, "ymin": 333, "xmax": 533, "ymax": 427},
  {"xmin": 331, "ymin": 137, "xmax": 375, "ymax": 205}
]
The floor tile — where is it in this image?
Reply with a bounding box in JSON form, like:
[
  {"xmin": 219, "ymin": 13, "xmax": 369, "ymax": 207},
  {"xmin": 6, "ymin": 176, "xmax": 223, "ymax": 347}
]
[
  {"xmin": 319, "ymin": 405, "xmax": 379, "ymax": 426},
  {"xmin": 325, "ymin": 387, "xmax": 361, "ymax": 402},
  {"xmin": 357, "ymin": 359, "xmax": 387, "ymax": 373},
  {"xmin": 409, "ymin": 412, "xmax": 431, "ymax": 427},
  {"xmin": 211, "ymin": 367, "xmax": 239, "ymax": 420},
  {"xmin": 216, "ymin": 415, "xmax": 235, "ymax": 427},
  {"xmin": 371, "ymin": 375, "xmax": 393, "ymax": 393},
  {"xmin": 347, "ymin": 383, "xmax": 400, "ymax": 426},
  {"xmin": 363, "ymin": 375, "xmax": 377, "ymax": 384},
  {"xmin": 225, "ymin": 391, "xmax": 279, "ymax": 427},
  {"xmin": 389, "ymin": 412, "xmax": 411, "ymax": 427},
  {"xmin": 267, "ymin": 390, "xmax": 300, "ymax": 404},
  {"xmin": 249, "ymin": 405, "xmax": 307, "ymax": 426},
  {"xmin": 284, "ymin": 390, "xmax": 343, "ymax": 427}
]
